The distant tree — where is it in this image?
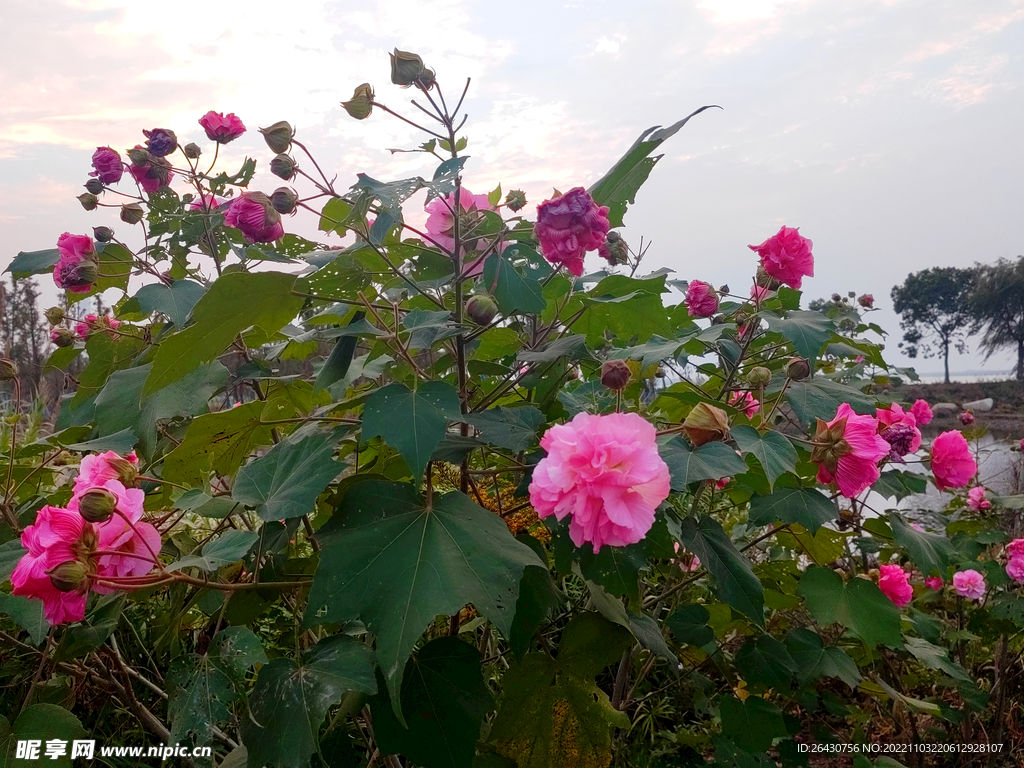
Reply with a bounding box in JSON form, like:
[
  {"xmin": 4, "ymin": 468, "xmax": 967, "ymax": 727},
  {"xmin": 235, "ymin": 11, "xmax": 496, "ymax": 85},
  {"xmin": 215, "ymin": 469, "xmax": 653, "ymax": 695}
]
[
  {"xmin": 890, "ymin": 267, "xmax": 975, "ymax": 384},
  {"xmin": 968, "ymin": 256, "xmax": 1024, "ymax": 380},
  {"xmin": 0, "ymin": 276, "xmax": 49, "ymax": 400}
]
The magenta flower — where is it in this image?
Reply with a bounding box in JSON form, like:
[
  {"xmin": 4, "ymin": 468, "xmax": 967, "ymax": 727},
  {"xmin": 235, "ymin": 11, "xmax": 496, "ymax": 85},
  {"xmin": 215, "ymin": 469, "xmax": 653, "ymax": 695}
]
[
  {"xmin": 423, "ymin": 190, "xmax": 496, "ymax": 275},
  {"xmin": 128, "ymin": 160, "xmax": 173, "ymax": 194},
  {"xmin": 74, "ymin": 314, "xmax": 121, "ymax": 341},
  {"xmin": 89, "ymin": 147, "xmax": 124, "ymax": 185},
  {"xmin": 189, "ymin": 193, "xmax": 225, "ymax": 211},
  {"xmin": 685, "ymin": 280, "xmax": 719, "ymax": 318},
  {"xmin": 925, "ymin": 576, "xmax": 944, "ymax": 591},
  {"xmin": 930, "ymin": 430, "xmax": 976, "ymax": 491},
  {"xmin": 1006, "ymin": 556, "xmax": 1024, "ymax": 584},
  {"xmin": 224, "ymin": 192, "xmax": 284, "ymax": 243},
  {"xmin": 198, "ymin": 111, "xmax": 246, "ymax": 144},
  {"xmin": 748, "ymin": 226, "xmax": 814, "ymax": 290},
  {"xmin": 529, "ymin": 412, "xmax": 670, "ymax": 553},
  {"xmin": 750, "ymin": 283, "xmax": 774, "ymax": 303},
  {"xmin": 728, "ymin": 391, "xmax": 760, "ymax": 419},
  {"xmin": 910, "ymin": 399, "xmax": 933, "ymax": 425},
  {"xmin": 876, "ymin": 403, "xmax": 922, "ymax": 461},
  {"xmin": 811, "ymin": 403, "xmax": 890, "ymax": 498},
  {"xmin": 54, "ymin": 233, "xmax": 98, "ymax": 294},
  {"xmin": 878, "ymin": 564, "xmax": 913, "ymax": 607},
  {"xmin": 952, "ymin": 569, "xmax": 986, "ymax": 600},
  {"xmin": 967, "ymin": 485, "xmax": 992, "ymax": 511},
  {"xmin": 534, "ymin": 187, "xmax": 610, "ymax": 277},
  {"xmin": 672, "ymin": 542, "xmax": 701, "ymax": 571}
]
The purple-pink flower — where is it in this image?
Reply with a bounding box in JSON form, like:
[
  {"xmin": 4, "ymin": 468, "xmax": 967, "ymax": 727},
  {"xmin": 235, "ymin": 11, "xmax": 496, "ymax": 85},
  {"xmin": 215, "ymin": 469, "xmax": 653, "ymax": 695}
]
[
  {"xmin": 910, "ymin": 399, "xmax": 933, "ymax": 425},
  {"xmin": 529, "ymin": 412, "xmax": 670, "ymax": 553},
  {"xmin": 812, "ymin": 403, "xmax": 890, "ymax": 498},
  {"xmin": 128, "ymin": 160, "xmax": 173, "ymax": 194},
  {"xmin": 750, "ymin": 283, "xmax": 774, "ymax": 304},
  {"xmin": 423, "ymin": 190, "xmax": 496, "ymax": 276},
  {"xmin": 878, "ymin": 564, "xmax": 913, "ymax": 607},
  {"xmin": 748, "ymin": 226, "xmax": 814, "ymax": 290},
  {"xmin": 54, "ymin": 233, "xmax": 98, "ymax": 294},
  {"xmin": 90, "ymin": 147, "xmax": 124, "ymax": 185},
  {"xmin": 534, "ymin": 187, "xmax": 610, "ymax": 277},
  {"xmin": 685, "ymin": 280, "xmax": 719, "ymax": 318},
  {"xmin": 876, "ymin": 403, "xmax": 922, "ymax": 461},
  {"xmin": 930, "ymin": 430, "xmax": 977, "ymax": 491},
  {"xmin": 199, "ymin": 111, "xmax": 246, "ymax": 144},
  {"xmin": 224, "ymin": 192, "xmax": 284, "ymax": 243},
  {"xmin": 189, "ymin": 193, "xmax": 225, "ymax": 212},
  {"xmin": 952, "ymin": 569, "xmax": 986, "ymax": 600}
]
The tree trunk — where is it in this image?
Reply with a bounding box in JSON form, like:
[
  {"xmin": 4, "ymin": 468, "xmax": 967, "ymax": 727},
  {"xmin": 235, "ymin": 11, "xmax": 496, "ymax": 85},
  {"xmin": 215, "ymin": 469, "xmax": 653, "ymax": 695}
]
[
  {"xmin": 943, "ymin": 339, "xmax": 950, "ymax": 384},
  {"xmin": 1018, "ymin": 338, "xmax": 1024, "ymax": 381}
]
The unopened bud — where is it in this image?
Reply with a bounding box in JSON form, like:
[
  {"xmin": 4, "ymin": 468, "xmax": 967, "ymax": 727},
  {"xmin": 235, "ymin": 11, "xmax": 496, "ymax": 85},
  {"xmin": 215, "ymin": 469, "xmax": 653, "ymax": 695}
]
[
  {"xmin": 44, "ymin": 306, "xmax": 65, "ymax": 326},
  {"xmin": 270, "ymin": 154, "xmax": 297, "ymax": 181},
  {"xmin": 848, "ymin": 291, "xmax": 856, "ymax": 299},
  {"xmin": 858, "ymin": 293, "xmax": 874, "ymax": 309},
  {"xmin": 718, "ymin": 284, "xmax": 730, "ymax": 295},
  {"xmin": 127, "ymin": 147, "xmax": 150, "ymax": 166},
  {"xmin": 505, "ymin": 189, "xmax": 527, "ymax": 212},
  {"xmin": 73, "ymin": 260, "xmax": 99, "ymax": 286},
  {"xmin": 755, "ymin": 264, "xmax": 781, "ymax": 290},
  {"xmin": 50, "ymin": 327, "xmax": 75, "ymax": 347},
  {"xmin": 143, "ymin": 127, "xmax": 178, "ymax": 157},
  {"xmin": 600, "ymin": 359, "xmax": 631, "ymax": 391},
  {"xmin": 600, "ymin": 231, "xmax": 629, "ymax": 267},
  {"xmin": 183, "ymin": 142, "xmax": 202, "ymax": 159},
  {"xmin": 341, "ymin": 83, "xmax": 374, "ymax": 120},
  {"xmin": 93, "ymin": 225, "xmax": 114, "ymax": 243},
  {"xmin": 390, "ymin": 48, "xmax": 427, "ymax": 87},
  {"xmin": 78, "ymin": 193, "xmax": 98, "ymax": 211},
  {"xmin": 959, "ymin": 410, "xmax": 975, "ymax": 426},
  {"xmin": 85, "ymin": 178, "xmax": 105, "ymax": 195},
  {"xmin": 785, "ymin": 356, "xmax": 811, "ymax": 381},
  {"xmin": 0, "ymin": 359, "xmax": 18, "ymax": 381},
  {"xmin": 108, "ymin": 456, "xmax": 140, "ymax": 487},
  {"xmin": 682, "ymin": 402, "xmax": 731, "ymax": 447},
  {"xmin": 466, "ymin": 294, "xmax": 498, "ymax": 326},
  {"xmin": 259, "ymin": 121, "xmax": 294, "ymax": 154},
  {"xmin": 270, "ymin": 187, "xmax": 298, "ymax": 215},
  {"xmin": 831, "ymin": 293, "xmax": 842, "ymax": 303},
  {"xmin": 120, "ymin": 203, "xmax": 144, "ymax": 224},
  {"xmin": 77, "ymin": 488, "xmax": 117, "ymax": 523},
  {"xmin": 48, "ymin": 560, "xmax": 90, "ymax": 593},
  {"xmin": 747, "ymin": 366, "xmax": 772, "ymax": 388}
]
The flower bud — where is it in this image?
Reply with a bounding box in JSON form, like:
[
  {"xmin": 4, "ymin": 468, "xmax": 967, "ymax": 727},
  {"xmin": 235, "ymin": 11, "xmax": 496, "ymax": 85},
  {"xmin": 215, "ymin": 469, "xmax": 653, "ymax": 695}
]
[
  {"xmin": 44, "ymin": 306, "xmax": 65, "ymax": 326},
  {"xmin": 599, "ymin": 231, "xmax": 629, "ymax": 267},
  {"xmin": 77, "ymin": 488, "xmax": 117, "ymax": 523},
  {"xmin": 718, "ymin": 284, "xmax": 730, "ymax": 295},
  {"xmin": 259, "ymin": 121, "xmax": 294, "ymax": 154},
  {"xmin": 747, "ymin": 366, "xmax": 772, "ymax": 388},
  {"xmin": 959, "ymin": 410, "xmax": 975, "ymax": 426},
  {"xmin": 270, "ymin": 187, "xmax": 298, "ymax": 215},
  {"xmin": 127, "ymin": 146, "xmax": 151, "ymax": 166},
  {"xmin": 78, "ymin": 193, "xmax": 98, "ymax": 211},
  {"xmin": 341, "ymin": 83, "xmax": 374, "ymax": 120},
  {"xmin": 755, "ymin": 264, "xmax": 781, "ymax": 290},
  {"xmin": 270, "ymin": 153, "xmax": 297, "ymax": 181},
  {"xmin": 47, "ymin": 560, "xmax": 90, "ymax": 593},
  {"xmin": 683, "ymin": 402, "xmax": 731, "ymax": 447},
  {"xmin": 831, "ymin": 293, "xmax": 842, "ymax": 303},
  {"xmin": 74, "ymin": 260, "xmax": 99, "ymax": 286},
  {"xmin": 505, "ymin": 189, "xmax": 527, "ymax": 212},
  {"xmin": 858, "ymin": 293, "xmax": 874, "ymax": 308},
  {"xmin": 85, "ymin": 178, "xmax": 105, "ymax": 195},
  {"xmin": 466, "ymin": 294, "xmax": 498, "ymax": 325},
  {"xmin": 0, "ymin": 358, "xmax": 18, "ymax": 381},
  {"xmin": 93, "ymin": 225, "xmax": 114, "ymax": 243},
  {"xmin": 785, "ymin": 356, "xmax": 811, "ymax": 381},
  {"xmin": 143, "ymin": 127, "xmax": 178, "ymax": 157},
  {"xmin": 108, "ymin": 456, "xmax": 140, "ymax": 487},
  {"xmin": 600, "ymin": 359, "xmax": 631, "ymax": 391},
  {"xmin": 183, "ymin": 142, "xmax": 202, "ymax": 159},
  {"xmin": 50, "ymin": 327, "xmax": 75, "ymax": 347},
  {"xmin": 120, "ymin": 203, "xmax": 144, "ymax": 224},
  {"xmin": 390, "ymin": 48, "xmax": 428, "ymax": 87}
]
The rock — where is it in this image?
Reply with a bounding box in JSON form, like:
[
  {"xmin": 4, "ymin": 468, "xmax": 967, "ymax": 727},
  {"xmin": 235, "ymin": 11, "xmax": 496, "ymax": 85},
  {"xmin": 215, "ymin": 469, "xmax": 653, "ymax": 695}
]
[
  {"xmin": 962, "ymin": 397, "xmax": 993, "ymax": 412},
  {"xmin": 932, "ymin": 402, "xmax": 959, "ymax": 416}
]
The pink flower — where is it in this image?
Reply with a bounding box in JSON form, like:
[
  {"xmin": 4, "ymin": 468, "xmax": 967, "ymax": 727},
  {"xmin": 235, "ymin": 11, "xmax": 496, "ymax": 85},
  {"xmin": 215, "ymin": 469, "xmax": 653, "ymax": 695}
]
[
  {"xmin": 812, "ymin": 403, "xmax": 890, "ymax": 498},
  {"xmin": 1006, "ymin": 556, "xmax": 1024, "ymax": 584},
  {"xmin": 424, "ymin": 190, "xmax": 497, "ymax": 276},
  {"xmin": 672, "ymin": 542, "xmax": 701, "ymax": 571},
  {"xmin": 535, "ymin": 187, "xmax": 610, "ymax": 277},
  {"xmin": 728, "ymin": 391, "xmax": 760, "ymax": 419},
  {"xmin": 74, "ymin": 314, "xmax": 121, "ymax": 340},
  {"xmin": 715, "ymin": 476, "xmax": 731, "ymax": 490},
  {"xmin": 89, "ymin": 147, "xmax": 124, "ymax": 185},
  {"xmin": 878, "ymin": 564, "xmax": 913, "ymax": 607},
  {"xmin": 685, "ymin": 280, "xmax": 719, "ymax": 318},
  {"xmin": 876, "ymin": 403, "xmax": 922, "ymax": 461},
  {"xmin": 750, "ymin": 283, "xmax": 773, "ymax": 303},
  {"xmin": 910, "ymin": 399, "xmax": 933, "ymax": 425},
  {"xmin": 198, "ymin": 110, "xmax": 246, "ymax": 144},
  {"xmin": 959, "ymin": 410, "xmax": 975, "ymax": 426},
  {"xmin": 930, "ymin": 431, "xmax": 976, "ymax": 491},
  {"xmin": 128, "ymin": 158, "xmax": 173, "ymax": 194},
  {"xmin": 54, "ymin": 233, "xmax": 98, "ymax": 294},
  {"xmin": 748, "ymin": 226, "xmax": 814, "ymax": 290},
  {"xmin": 1009, "ymin": 538, "xmax": 1024, "ymax": 559},
  {"xmin": 529, "ymin": 412, "xmax": 670, "ymax": 553},
  {"xmin": 224, "ymin": 192, "xmax": 284, "ymax": 243},
  {"xmin": 967, "ymin": 486, "xmax": 992, "ymax": 511},
  {"xmin": 189, "ymin": 193, "xmax": 224, "ymax": 211},
  {"xmin": 925, "ymin": 576, "xmax": 944, "ymax": 591},
  {"xmin": 952, "ymin": 569, "xmax": 986, "ymax": 600},
  {"xmin": 74, "ymin": 451, "xmax": 139, "ymax": 494}
]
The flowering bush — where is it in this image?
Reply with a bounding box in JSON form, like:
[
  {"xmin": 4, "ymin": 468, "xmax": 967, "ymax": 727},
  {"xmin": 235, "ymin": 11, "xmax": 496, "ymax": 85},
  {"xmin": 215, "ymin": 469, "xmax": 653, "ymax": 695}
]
[{"xmin": 3, "ymin": 48, "xmax": 1023, "ymax": 768}]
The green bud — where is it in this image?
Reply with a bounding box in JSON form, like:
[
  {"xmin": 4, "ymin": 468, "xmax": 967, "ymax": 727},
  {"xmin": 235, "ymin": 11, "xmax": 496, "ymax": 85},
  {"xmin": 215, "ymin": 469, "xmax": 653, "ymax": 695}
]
[
  {"xmin": 183, "ymin": 142, "xmax": 202, "ymax": 159},
  {"xmin": 76, "ymin": 260, "xmax": 99, "ymax": 285},
  {"xmin": 85, "ymin": 178, "xmax": 104, "ymax": 195},
  {"xmin": 747, "ymin": 366, "xmax": 772, "ymax": 388},
  {"xmin": 390, "ymin": 48, "xmax": 427, "ymax": 86},
  {"xmin": 601, "ymin": 231, "xmax": 629, "ymax": 266},
  {"xmin": 259, "ymin": 121, "xmax": 294, "ymax": 154},
  {"xmin": 44, "ymin": 306, "xmax": 65, "ymax": 326},
  {"xmin": 78, "ymin": 193, "xmax": 98, "ymax": 211},
  {"xmin": 505, "ymin": 189, "xmax": 527, "ymax": 212},
  {"xmin": 0, "ymin": 358, "xmax": 18, "ymax": 381},
  {"xmin": 93, "ymin": 226, "xmax": 114, "ymax": 243},
  {"xmin": 77, "ymin": 488, "xmax": 117, "ymax": 523},
  {"xmin": 465, "ymin": 294, "xmax": 498, "ymax": 325},
  {"xmin": 120, "ymin": 203, "xmax": 144, "ymax": 225},
  {"xmin": 127, "ymin": 147, "xmax": 150, "ymax": 166},
  {"xmin": 341, "ymin": 83, "xmax": 374, "ymax": 120},
  {"xmin": 270, "ymin": 154, "xmax": 297, "ymax": 181},
  {"xmin": 270, "ymin": 187, "xmax": 298, "ymax": 215},
  {"xmin": 785, "ymin": 356, "xmax": 811, "ymax": 381},
  {"xmin": 50, "ymin": 327, "xmax": 75, "ymax": 347},
  {"xmin": 47, "ymin": 560, "xmax": 90, "ymax": 593}
]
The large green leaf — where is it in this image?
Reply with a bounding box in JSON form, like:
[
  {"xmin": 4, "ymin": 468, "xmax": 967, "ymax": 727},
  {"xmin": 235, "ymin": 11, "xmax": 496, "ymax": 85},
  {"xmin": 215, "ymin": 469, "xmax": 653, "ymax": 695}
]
[
  {"xmin": 747, "ymin": 487, "xmax": 836, "ymax": 534},
  {"xmin": 783, "ymin": 379, "xmax": 876, "ymax": 424},
  {"xmin": 362, "ymin": 382, "xmax": 461, "ymax": 481},
  {"xmin": 872, "ymin": 470, "xmax": 928, "ymax": 501},
  {"xmin": 904, "ymin": 637, "xmax": 972, "ymax": 683},
  {"xmin": 890, "ymin": 514, "xmax": 955, "ymax": 578},
  {"xmin": 313, "ymin": 312, "xmax": 364, "ymax": 393},
  {"xmin": 168, "ymin": 530, "xmax": 259, "ymax": 572},
  {"xmin": 465, "ymin": 406, "xmax": 545, "ymax": 452},
  {"xmin": 584, "ymin": 580, "xmax": 677, "ymax": 667},
  {"xmin": 0, "ymin": 704, "xmax": 86, "ymax": 767},
  {"xmin": 305, "ymin": 481, "xmax": 543, "ymax": 719},
  {"xmin": 483, "ymin": 253, "xmax": 546, "ymax": 316},
  {"xmin": 517, "ymin": 334, "xmax": 592, "ymax": 365},
  {"xmin": 797, "ymin": 566, "xmax": 902, "ymax": 649},
  {"xmin": 574, "ymin": 274, "xmax": 672, "ymax": 344},
  {"xmin": 126, "ymin": 280, "xmax": 207, "ymax": 326},
  {"xmin": 785, "ymin": 628, "xmax": 861, "ymax": 689},
  {"xmin": 734, "ymin": 635, "xmax": 797, "ymax": 692},
  {"xmin": 0, "ymin": 593, "xmax": 47, "ymax": 645},
  {"xmin": 588, "ymin": 106, "xmax": 720, "ymax": 227},
  {"xmin": 0, "ymin": 540, "xmax": 26, "ymax": 582},
  {"xmin": 731, "ymin": 426, "xmax": 798, "ymax": 491},
  {"xmin": 233, "ymin": 430, "xmax": 342, "ymax": 521},
  {"xmin": 666, "ymin": 604, "xmax": 715, "ymax": 648},
  {"xmin": 661, "ymin": 438, "xmax": 748, "ymax": 489},
  {"xmin": 144, "ymin": 271, "xmax": 303, "ymax": 397},
  {"xmin": 6, "ymin": 248, "xmax": 60, "ymax": 278},
  {"xmin": 718, "ymin": 695, "xmax": 787, "ymax": 754},
  {"xmin": 162, "ymin": 401, "xmax": 275, "ymax": 485},
  {"xmin": 676, "ymin": 515, "xmax": 764, "ymax": 625},
  {"xmin": 489, "ymin": 612, "xmax": 632, "ymax": 768},
  {"xmin": 764, "ymin": 311, "xmax": 834, "ymax": 368},
  {"xmin": 607, "ymin": 335, "xmax": 686, "ymax": 370},
  {"xmin": 242, "ymin": 635, "xmax": 376, "ymax": 768},
  {"xmin": 370, "ymin": 637, "xmax": 493, "ymax": 768},
  {"xmin": 72, "ymin": 331, "xmax": 146, "ymax": 406}
]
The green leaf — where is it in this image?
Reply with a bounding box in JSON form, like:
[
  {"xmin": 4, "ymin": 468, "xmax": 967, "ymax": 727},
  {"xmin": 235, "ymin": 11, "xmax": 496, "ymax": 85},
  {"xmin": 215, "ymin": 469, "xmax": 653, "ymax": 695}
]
[
  {"xmin": 483, "ymin": 253, "xmax": 546, "ymax": 316},
  {"xmin": 872, "ymin": 470, "xmax": 928, "ymax": 501},
  {"xmin": 168, "ymin": 530, "xmax": 259, "ymax": 572},
  {"xmin": 0, "ymin": 593, "xmax": 48, "ymax": 645},
  {"xmin": 489, "ymin": 612, "xmax": 632, "ymax": 768},
  {"xmin": 127, "ymin": 280, "xmax": 207, "ymax": 326},
  {"xmin": 890, "ymin": 514, "xmax": 955, "ymax": 578},
  {"xmin": 0, "ymin": 540, "xmax": 26, "ymax": 582},
  {"xmin": 904, "ymin": 637, "xmax": 972, "ymax": 682},
  {"xmin": 314, "ymin": 312, "xmax": 365, "ymax": 393},
  {"xmin": 731, "ymin": 427, "xmax": 798, "ymax": 491},
  {"xmin": 242, "ymin": 635, "xmax": 376, "ymax": 768},
  {"xmin": 518, "ymin": 334, "xmax": 592, "ymax": 365},
  {"xmin": 144, "ymin": 271, "xmax": 303, "ymax": 397},
  {"xmin": 370, "ymin": 637, "xmax": 494, "ymax": 768},
  {"xmin": 775, "ymin": 525, "xmax": 848, "ymax": 566},
  {"xmin": 61, "ymin": 428, "xmax": 139, "ymax": 456},
  {"xmin": 748, "ymin": 487, "xmax": 836, "ymax": 534},
  {"xmin": 475, "ymin": 328, "xmax": 523, "ymax": 360},
  {"xmin": 735, "ymin": 635, "xmax": 797, "ymax": 691},
  {"xmin": 718, "ymin": 695, "xmax": 787, "ymax": 753},
  {"xmin": 584, "ymin": 580, "xmax": 678, "ymax": 667},
  {"xmin": 661, "ymin": 438, "xmax": 748, "ymax": 489},
  {"xmin": 465, "ymin": 406, "xmax": 545, "ymax": 452},
  {"xmin": 574, "ymin": 274, "xmax": 672, "ymax": 344},
  {"xmin": 362, "ymin": 382, "xmax": 461, "ymax": 481},
  {"xmin": 162, "ymin": 401, "xmax": 275, "ymax": 485},
  {"xmin": 72, "ymin": 331, "xmax": 146, "ymax": 405},
  {"xmin": 0, "ymin": 704, "xmax": 86, "ymax": 767},
  {"xmin": 6, "ymin": 248, "xmax": 60, "ymax": 278},
  {"xmin": 666, "ymin": 604, "xmax": 715, "ymax": 648},
  {"xmin": 305, "ymin": 481, "xmax": 543, "ymax": 721},
  {"xmin": 677, "ymin": 515, "xmax": 764, "ymax": 625},
  {"xmin": 167, "ymin": 657, "xmax": 237, "ymax": 759},
  {"xmin": 783, "ymin": 379, "xmax": 876, "ymax": 425},
  {"xmin": 588, "ymin": 106, "xmax": 720, "ymax": 227},
  {"xmin": 784, "ymin": 628, "xmax": 861, "ymax": 689},
  {"xmin": 233, "ymin": 430, "xmax": 342, "ymax": 521},
  {"xmin": 67, "ymin": 242, "xmax": 133, "ymax": 303},
  {"xmin": 607, "ymin": 335, "xmax": 685, "ymax": 370},
  {"xmin": 873, "ymin": 675, "xmax": 942, "ymax": 716},
  {"xmin": 797, "ymin": 566, "xmax": 902, "ymax": 649},
  {"xmin": 318, "ymin": 197, "xmax": 352, "ymax": 235},
  {"xmin": 764, "ymin": 311, "xmax": 834, "ymax": 369}
]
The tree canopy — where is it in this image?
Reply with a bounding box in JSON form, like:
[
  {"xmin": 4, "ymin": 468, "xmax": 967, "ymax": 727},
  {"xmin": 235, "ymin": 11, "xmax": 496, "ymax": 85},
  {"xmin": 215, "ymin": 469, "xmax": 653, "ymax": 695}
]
[{"xmin": 969, "ymin": 256, "xmax": 1024, "ymax": 380}]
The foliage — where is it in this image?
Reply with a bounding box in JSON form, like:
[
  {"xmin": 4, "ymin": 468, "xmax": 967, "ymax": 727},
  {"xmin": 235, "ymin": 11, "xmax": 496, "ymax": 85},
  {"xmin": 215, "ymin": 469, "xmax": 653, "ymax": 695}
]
[{"xmin": 968, "ymin": 256, "xmax": 1024, "ymax": 380}]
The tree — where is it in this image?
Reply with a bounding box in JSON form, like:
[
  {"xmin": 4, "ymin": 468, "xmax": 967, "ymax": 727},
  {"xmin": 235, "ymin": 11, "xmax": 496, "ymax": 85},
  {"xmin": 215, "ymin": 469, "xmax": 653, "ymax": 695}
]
[
  {"xmin": 968, "ymin": 256, "xmax": 1024, "ymax": 380},
  {"xmin": 0, "ymin": 276, "xmax": 48, "ymax": 400},
  {"xmin": 890, "ymin": 267, "xmax": 975, "ymax": 383}
]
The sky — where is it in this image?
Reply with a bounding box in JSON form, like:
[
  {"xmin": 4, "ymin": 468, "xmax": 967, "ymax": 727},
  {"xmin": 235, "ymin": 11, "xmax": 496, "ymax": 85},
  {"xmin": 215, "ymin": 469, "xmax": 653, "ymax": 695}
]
[{"xmin": 2, "ymin": 0, "xmax": 1023, "ymax": 376}]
